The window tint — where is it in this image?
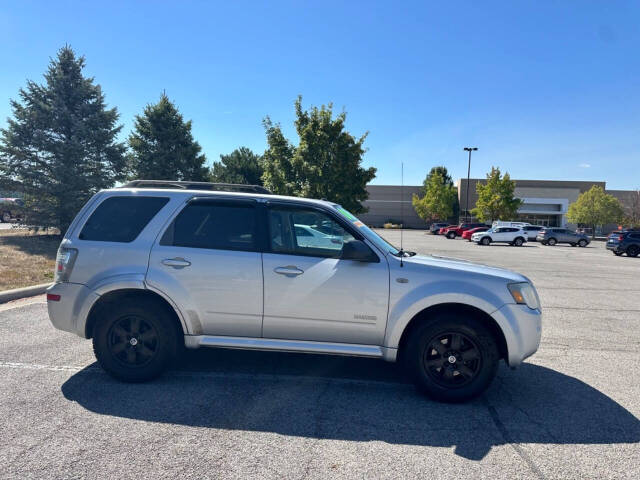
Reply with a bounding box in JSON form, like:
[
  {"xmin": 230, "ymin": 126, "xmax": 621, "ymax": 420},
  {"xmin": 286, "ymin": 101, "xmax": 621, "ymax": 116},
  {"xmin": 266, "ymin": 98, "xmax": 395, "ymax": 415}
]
[
  {"xmin": 162, "ymin": 202, "xmax": 257, "ymax": 251},
  {"xmin": 269, "ymin": 206, "xmax": 356, "ymax": 258},
  {"xmin": 79, "ymin": 196, "xmax": 169, "ymax": 242}
]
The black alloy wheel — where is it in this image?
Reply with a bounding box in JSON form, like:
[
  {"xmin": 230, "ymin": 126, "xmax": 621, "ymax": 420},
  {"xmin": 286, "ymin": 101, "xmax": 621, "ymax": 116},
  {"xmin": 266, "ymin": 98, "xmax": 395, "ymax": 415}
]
[
  {"xmin": 92, "ymin": 298, "xmax": 178, "ymax": 382},
  {"xmin": 627, "ymin": 245, "xmax": 640, "ymax": 257},
  {"xmin": 108, "ymin": 315, "xmax": 159, "ymax": 367},
  {"xmin": 422, "ymin": 332, "xmax": 481, "ymax": 388}
]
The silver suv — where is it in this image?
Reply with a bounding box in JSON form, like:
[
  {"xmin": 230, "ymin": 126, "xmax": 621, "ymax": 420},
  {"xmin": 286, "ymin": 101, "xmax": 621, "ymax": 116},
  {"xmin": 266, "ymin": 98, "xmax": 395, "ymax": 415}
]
[{"xmin": 47, "ymin": 181, "xmax": 542, "ymax": 402}]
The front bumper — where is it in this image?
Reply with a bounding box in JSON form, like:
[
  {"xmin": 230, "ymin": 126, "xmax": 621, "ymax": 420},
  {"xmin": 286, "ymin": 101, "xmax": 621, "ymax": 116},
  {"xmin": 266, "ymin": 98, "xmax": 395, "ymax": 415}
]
[
  {"xmin": 491, "ymin": 303, "xmax": 542, "ymax": 367},
  {"xmin": 47, "ymin": 283, "xmax": 99, "ymax": 338}
]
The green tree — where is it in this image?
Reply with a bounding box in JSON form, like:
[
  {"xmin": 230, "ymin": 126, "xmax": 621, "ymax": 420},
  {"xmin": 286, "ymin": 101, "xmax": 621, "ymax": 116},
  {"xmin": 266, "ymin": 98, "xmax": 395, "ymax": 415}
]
[
  {"xmin": 262, "ymin": 96, "xmax": 376, "ymax": 213},
  {"xmin": 210, "ymin": 147, "xmax": 263, "ymax": 185},
  {"xmin": 128, "ymin": 93, "xmax": 207, "ymax": 181},
  {"xmin": 0, "ymin": 46, "xmax": 126, "ymax": 231},
  {"xmin": 623, "ymin": 189, "xmax": 640, "ymax": 228},
  {"xmin": 471, "ymin": 167, "xmax": 523, "ymax": 222},
  {"xmin": 412, "ymin": 169, "xmax": 457, "ymax": 222},
  {"xmin": 567, "ymin": 185, "xmax": 624, "ymax": 237}
]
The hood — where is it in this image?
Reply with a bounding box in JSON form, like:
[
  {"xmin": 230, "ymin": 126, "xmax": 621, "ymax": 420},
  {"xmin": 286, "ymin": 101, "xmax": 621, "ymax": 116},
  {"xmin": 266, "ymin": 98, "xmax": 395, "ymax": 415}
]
[{"xmin": 401, "ymin": 254, "xmax": 528, "ymax": 283}]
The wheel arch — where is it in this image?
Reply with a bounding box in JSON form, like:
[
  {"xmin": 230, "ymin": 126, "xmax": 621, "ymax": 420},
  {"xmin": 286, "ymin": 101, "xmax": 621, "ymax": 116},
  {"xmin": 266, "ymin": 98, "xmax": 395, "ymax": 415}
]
[
  {"xmin": 85, "ymin": 288, "xmax": 187, "ymax": 340},
  {"xmin": 396, "ymin": 303, "xmax": 508, "ymax": 363}
]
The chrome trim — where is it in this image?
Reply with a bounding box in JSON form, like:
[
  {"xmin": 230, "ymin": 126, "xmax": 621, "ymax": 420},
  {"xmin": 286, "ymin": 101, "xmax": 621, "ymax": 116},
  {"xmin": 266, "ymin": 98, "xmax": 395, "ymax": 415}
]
[{"xmin": 184, "ymin": 335, "xmax": 384, "ymax": 357}]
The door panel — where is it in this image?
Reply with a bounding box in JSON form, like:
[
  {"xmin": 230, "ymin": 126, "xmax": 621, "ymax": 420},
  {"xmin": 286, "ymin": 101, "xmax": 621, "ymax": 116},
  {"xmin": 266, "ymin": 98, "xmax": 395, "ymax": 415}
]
[
  {"xmin": 145, "ymin": 200, "xmax": 263, "ymax": 337},
  {"xmin": 262, "ymin": 204, "xmax": 389, "ymax": 345},
  {"xmin": 262, "ymin": 253, "xmax": 389, "ymax": 344}
]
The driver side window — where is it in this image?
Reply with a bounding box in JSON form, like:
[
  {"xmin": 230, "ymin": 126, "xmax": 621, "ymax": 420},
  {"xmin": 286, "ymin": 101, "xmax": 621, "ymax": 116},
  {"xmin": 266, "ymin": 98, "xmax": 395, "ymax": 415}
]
[{"xmin": 268, "ymin": 206, "xmax": 356, "ymax": 258}]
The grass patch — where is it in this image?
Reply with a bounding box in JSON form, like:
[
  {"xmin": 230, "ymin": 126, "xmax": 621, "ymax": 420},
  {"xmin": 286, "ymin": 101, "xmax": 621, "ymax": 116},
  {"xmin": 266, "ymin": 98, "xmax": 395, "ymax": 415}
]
[{"xmin": 0, "ymin": 228, "xmax": 60, "ymax": 291}]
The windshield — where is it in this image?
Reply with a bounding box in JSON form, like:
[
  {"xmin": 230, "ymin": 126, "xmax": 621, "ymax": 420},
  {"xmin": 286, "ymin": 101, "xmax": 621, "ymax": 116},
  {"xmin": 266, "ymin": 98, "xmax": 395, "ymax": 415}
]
[{"xmin": 333, "ymin": 205, "xmax": 400, "ymax": 255}]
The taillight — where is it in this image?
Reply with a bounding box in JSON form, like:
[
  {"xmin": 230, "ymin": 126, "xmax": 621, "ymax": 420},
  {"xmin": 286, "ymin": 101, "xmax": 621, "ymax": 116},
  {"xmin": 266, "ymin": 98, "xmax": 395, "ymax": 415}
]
[
  {"xmin": 618, "ymin": 235, "xmax": 624, "ymax": 241},
  {"xmin": 54, "ymin": 248, "xmax": 78, "ymax": 283},
  {"xmin": 47, "ymin": 293, "xmax": 61, "ymax": 301}
]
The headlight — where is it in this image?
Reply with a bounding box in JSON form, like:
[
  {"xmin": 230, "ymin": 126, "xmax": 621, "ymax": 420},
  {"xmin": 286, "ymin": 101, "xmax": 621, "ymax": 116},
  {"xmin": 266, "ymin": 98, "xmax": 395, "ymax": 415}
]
[{"xmin": 508, "ymin": 282, "xmax": 540, "ymax": 310}]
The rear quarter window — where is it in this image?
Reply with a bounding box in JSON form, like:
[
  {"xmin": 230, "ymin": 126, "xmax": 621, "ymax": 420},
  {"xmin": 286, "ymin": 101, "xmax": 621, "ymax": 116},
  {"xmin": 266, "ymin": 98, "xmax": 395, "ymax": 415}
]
[{"xmin": 79, "ymin": 196, "xmax": 169, "ymax": 242}]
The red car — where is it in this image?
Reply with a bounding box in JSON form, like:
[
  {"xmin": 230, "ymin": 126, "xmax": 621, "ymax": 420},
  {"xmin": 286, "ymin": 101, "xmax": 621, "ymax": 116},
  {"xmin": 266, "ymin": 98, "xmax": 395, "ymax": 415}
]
[
  {"xmin": 462, "ymin": 226, "xmax": 490, "ymax": 241},
  {"xmin": 437, "ymin": 225, "xmax": 457, "ymax": 235},
  {"xmin": 443, "ymin": 223, "xmax": 488, "ymax": 239}
]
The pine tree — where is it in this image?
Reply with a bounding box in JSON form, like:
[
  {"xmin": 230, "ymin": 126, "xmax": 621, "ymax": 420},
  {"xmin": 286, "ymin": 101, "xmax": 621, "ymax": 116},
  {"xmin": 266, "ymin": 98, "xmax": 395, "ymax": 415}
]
[
  {"xmin": 0, "ymin": 46, "xmax": 126, "ymax": 231},
  {"xmin": 210, "ymin": 147, "xmax": 263, "ymax": 185},
  {"xmin": 128, "ymin": 93, "xmax": 207, "ymax": 181}
]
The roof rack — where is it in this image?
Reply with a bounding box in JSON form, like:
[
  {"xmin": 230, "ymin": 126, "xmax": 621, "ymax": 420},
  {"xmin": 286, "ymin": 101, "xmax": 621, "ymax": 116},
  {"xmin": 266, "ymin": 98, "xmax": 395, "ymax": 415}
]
[{"xmin": 120, "ymin": 180, "xmax": 271, "ymax": 194}]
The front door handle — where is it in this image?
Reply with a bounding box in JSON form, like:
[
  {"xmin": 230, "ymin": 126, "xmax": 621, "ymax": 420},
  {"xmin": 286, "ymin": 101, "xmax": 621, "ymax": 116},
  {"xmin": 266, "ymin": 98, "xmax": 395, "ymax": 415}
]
[
  {"xmin": 162, "ymin": 257, "xmax": 191, "ymax": 269},
  {"xmin": 274, "ymin": 266, "xmax": 304, "ymax": 277}
]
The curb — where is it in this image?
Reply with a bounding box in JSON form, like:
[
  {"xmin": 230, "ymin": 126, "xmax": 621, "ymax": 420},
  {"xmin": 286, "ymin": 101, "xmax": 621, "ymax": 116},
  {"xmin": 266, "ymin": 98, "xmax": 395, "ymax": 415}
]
[{"xmin": 0, "ymin": 283, "xmax": 52, "ymax": 304}]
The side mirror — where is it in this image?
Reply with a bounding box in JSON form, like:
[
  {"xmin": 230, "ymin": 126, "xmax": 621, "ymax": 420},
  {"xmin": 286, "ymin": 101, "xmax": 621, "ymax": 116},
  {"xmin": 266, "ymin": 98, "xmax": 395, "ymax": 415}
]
[{"xmin": 341, "ymin": 240, "xmax": 378, "ymax": 262}]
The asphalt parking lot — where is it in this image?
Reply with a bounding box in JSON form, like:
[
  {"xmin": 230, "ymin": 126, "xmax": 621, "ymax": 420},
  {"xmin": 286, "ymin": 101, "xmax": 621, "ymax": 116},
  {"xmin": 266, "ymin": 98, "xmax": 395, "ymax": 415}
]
[{"xmin": 1, "ymin": 230, "xmax": 639, "ymax": 479}]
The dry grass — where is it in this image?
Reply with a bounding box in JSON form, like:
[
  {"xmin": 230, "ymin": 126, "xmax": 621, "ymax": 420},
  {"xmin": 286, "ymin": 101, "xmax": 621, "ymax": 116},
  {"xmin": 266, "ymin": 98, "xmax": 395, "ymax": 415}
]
[{"xmin": 0, "ymin": 228, "xmax": 60, "ymax": 291}]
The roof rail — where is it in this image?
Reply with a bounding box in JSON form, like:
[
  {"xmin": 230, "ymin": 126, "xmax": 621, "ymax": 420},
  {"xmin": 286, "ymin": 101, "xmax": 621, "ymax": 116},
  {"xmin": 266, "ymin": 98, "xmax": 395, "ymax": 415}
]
[{"xmin": 120, "ymin": 180, "xmax": 272, "ymax": 194}]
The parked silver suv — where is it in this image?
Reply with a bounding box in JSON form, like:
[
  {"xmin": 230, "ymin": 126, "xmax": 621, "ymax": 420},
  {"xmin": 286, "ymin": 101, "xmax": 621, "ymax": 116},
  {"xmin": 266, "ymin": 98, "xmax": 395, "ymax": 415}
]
[{"xmin": 47, "ymin": 181, "xmax": 542, "ymax": 402}]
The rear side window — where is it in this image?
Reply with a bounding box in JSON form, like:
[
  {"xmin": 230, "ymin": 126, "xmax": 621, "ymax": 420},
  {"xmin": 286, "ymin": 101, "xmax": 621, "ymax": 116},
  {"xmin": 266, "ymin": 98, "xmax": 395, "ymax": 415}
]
[
  {"xmin": 161, "ymin": 201, "xmax": 257, "ymax": 251},
  {"xmin": 79, "ymin": 196, "xmax": 169, "ymax": 242}
]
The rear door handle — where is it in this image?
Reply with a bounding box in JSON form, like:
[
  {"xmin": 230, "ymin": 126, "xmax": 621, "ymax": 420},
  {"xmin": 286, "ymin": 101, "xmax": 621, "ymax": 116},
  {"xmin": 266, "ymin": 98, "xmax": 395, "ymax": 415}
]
[
  {"xmin": 162, "ymin": 257, "xmax": 191, "ymax": 269},
  {"xmin": 274, "ymin": 266, "xmax": 304, "ymax": 277}
]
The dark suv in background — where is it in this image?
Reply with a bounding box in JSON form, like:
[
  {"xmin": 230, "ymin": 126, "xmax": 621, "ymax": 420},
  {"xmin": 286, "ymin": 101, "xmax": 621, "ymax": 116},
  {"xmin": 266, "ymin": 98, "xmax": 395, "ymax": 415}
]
[
  {"xmin": 536, "ymin": 227, "xmax": 590, "ymax": 247},
  {"xmin": 606, "ymin": 230, "xmax": 640, "ymax": 257}
]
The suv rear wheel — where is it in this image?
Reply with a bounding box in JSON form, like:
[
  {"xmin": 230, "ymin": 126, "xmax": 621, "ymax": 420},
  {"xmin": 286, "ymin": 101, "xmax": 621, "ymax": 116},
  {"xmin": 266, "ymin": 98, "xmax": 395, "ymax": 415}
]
[
  {"xmin": 405, "ymin": 314, "xmax": 499, "ymax": 403},
  {"xmin": 627, "ymin": 245, "xmax": 640, "ymax": 257},
  {"xmin": 92, "ymin": 298, "xmax": 178, "ymax": 382}
]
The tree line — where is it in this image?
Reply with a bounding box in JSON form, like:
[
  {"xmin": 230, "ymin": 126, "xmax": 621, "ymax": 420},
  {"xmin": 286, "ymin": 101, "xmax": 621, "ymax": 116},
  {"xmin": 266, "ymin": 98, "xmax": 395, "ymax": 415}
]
[
  {"xmin": 0, "ymin": 46, "xmax": 374, "ymax": 231},
  {"xmin": 412, "ymin": 165, "xmax": 634, "ymax": 233}
]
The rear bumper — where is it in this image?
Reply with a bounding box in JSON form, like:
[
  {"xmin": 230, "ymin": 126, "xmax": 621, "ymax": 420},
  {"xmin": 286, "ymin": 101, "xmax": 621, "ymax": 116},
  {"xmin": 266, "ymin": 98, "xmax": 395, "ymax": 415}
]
[
  {"xmin": 47, "ymin": 283, "xmax": 98, "ymax": 338},
  {"xmin": 606, "ymin": 243, "xmax": 621, "ymax": 252},
  {"xmin": 491, "ymin": 303, "xmax": 542, "ymax": 367}
]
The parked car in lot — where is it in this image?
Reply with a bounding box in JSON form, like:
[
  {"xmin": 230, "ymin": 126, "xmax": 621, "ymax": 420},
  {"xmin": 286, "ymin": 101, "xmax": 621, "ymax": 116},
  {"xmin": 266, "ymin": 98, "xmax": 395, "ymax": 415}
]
[
  {"xmin": 471, "ymin": 227, "xmax": 528, "ymax": 246},
  {"xmin": 606, "ymin": 230, "xmax": 640, "ymax": 257},
  {"xmin": 536, "ymin": 228, "xmax": 590, "ymax": 247},
  {"xmin": 46, "ymin": 180, "xmax": 542, "ymax": 403},
  {"xmin": 462, "ymin": 226, "xmax": 489, "ymax": 241},
  {"xmin": 430, "ymin": 222, "xmax": 449, "ymax": 234},
  {"xmin": 443, "ymin": 223, "xmax": 488, "ymax": 239},
  {"xmin": 521, "ymin": 225, "xmax": 544, "ymax": 241},
  {"xmin": 437, "ymin": 224, "xmax": 457, "ymax": 235},
  {"xmin": 0, "ymin": 197, "xmax": 24, "ymax": 222}
]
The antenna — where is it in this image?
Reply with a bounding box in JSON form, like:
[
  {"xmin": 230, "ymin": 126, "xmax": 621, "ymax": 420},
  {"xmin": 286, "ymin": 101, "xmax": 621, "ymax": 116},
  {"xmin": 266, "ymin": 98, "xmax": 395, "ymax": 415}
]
[{"xmin": 400, "ymin": 162, "xmax": 405, "ymax": 267}]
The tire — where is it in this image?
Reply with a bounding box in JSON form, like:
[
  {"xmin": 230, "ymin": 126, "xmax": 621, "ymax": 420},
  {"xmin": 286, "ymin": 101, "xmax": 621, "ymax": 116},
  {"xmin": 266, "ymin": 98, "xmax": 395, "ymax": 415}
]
[
  {"xmin": 627, "ymin": 245, "xmax": 640, "ymax": 258},
  {"xmin": 1, "ymin": 211, "xmax": 10, "ymax": 223},
  {"xmin": 480, "ymin": 237, "xmax": 491, "ymax": 246},
  {"xmin": 513, "ymin": 237, "xmax": 524, "ymax": 247},
  {"xmin": 578, "ymin": 239, "xmax": 587, "ymax": 248},
  {"xmin": 447, "ymin": 232, "xmax": 456, "ymax": 239},
  {"xmin": 547, "ymin": 238, "xmax": 557, "ymax": 246},
  {"xmin": 92, "ymin": 298, "xmax": 179, "ymax": 382},
  {"xmin": 405, "ymin": 314, "xmax": 499, "ymax": 403}
]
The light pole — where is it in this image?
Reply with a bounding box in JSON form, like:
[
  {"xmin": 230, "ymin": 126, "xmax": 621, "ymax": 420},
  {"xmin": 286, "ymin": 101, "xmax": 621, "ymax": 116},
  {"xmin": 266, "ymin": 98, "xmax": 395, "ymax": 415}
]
[{"xmin": 463, "ymin": 147, "xmax": 478, "ymax": 222}]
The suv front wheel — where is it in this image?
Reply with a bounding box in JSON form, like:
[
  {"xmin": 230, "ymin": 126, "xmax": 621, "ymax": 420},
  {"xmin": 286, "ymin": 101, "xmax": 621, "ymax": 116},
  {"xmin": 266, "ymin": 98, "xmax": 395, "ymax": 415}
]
[
  {"xmin": 405, "ymin": 314, "xmax": 499, "ymax": 403},
  {"xmin": 92, "ymin": 298, "xmax": 178, "ymax": 382}
]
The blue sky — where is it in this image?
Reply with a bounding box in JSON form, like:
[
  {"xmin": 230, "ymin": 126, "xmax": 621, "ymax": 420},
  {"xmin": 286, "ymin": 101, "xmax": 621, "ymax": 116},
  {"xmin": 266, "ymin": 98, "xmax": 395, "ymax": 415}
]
[{"xmin": 1, "ymin": 1, "xmax": 639, "ymax": 188}]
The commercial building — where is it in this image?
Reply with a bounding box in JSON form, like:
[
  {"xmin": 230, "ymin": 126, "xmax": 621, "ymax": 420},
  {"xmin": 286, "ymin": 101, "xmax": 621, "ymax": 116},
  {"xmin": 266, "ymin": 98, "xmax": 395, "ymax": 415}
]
[{"xmin": 359, "ymin": 179, "xmax": 636, "ymax": 232}]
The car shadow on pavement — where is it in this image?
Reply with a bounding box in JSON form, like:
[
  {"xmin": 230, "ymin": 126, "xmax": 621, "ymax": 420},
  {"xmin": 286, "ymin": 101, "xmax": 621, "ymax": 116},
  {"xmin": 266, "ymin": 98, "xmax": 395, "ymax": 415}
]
[{"xmin": 61, "ymin": 349, "xmax": 640, "ymax": 461}]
